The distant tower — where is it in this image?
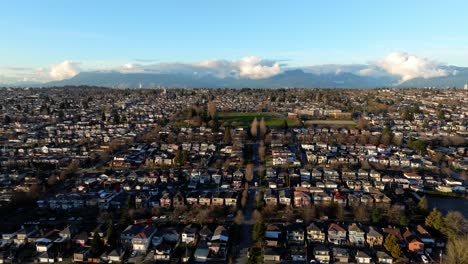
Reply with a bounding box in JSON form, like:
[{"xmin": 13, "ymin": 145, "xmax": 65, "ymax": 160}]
[
  {"xmin": 139, "ymin": 83, "xmax": 142, "ymax": 89},
  {"xmin": 464, "ymin": 83, "xmax": 468, "ymax": 90}
]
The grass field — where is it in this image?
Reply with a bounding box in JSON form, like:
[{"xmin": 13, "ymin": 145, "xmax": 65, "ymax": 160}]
[{"xmin": 218, "ymin": 112, "xmax": 301, "ymax": 127}]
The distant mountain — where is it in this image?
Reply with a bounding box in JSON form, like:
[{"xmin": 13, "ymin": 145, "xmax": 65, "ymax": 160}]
[
  {"xmin": 399, "ymin": 66, "xmax": 468, "ymax": 87},
  {"xmin": 42, "ymin": 67, "xmax": 468, "ymax": 88}
]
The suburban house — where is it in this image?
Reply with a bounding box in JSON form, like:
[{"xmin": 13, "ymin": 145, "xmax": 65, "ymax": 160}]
[
  {"xmin": 356, "ymin": 250, "xmax": 372, "ymax": 264},
  {"xmin": 265, "ymin": 223, "xmax": 282, "ymax": 247},
  {"xmin": 182, "ymin": 224, "xmax": 198, "ymax": 244},
  {"xmin": 313, "ymin": 245, "xmax": 330, "ymax": 263},
  {"xmin": 348, "ymin": 223, "xmax": 365, "ymax": 247},
  {"xmin": 263, "ymin": 246, "xmax": 282, "ymax": 262},
  {"xmin": 377, "ymin": 251, "xmax": 393, "ymax": 264},
  {"xmin": 132, "ymin": 225, "xmax": 157, "ymax": 252},
  {"xmin": 307, "ymin": 222, "xmax": 326, "ymax": 243},
  {"xmin": 286, "ymin": 224, "xmax": 305, "ymax": 245},
  {"xmin": 366, "ymin": 226, "xmax": 384, "ymax": 247},
  {"xmin": 403, "ymin": 229, "xmax": 424, "ymax": 253},
  {"xmin": 332, "ymin": 247, "xmax": 349, "ymax": 263},
  {"xmin": 328, "ymin": 223, "xmax": 347, "ymax": 245}
]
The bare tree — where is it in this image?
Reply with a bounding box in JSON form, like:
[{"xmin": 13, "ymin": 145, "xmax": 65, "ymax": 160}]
[
  {"xmin": 47, "ymin": 175, "xmax": 59, "ymax": 186},
  {"xmin": 356, "ymin": 117, "xmax": 369, "ymax": 130},
  {"xmin": 253, "ymin": 209, "xmax": 263, "ymax": 223},
  {"xmin": 234, "ymin": 210, "xmax": 244, "ymax": 225},
  {"xmin": 258, "ymin": 142, "xmax": 266, "ymax": 162},
  {"xmin": 302, "ymin": 204, "xmax": 317, "ymax": 222},
  {"xmin": 245, "ymin": 163, "xmax": 254, "ymax": 182},
  {"xmin": 446, "ymin": 236, "xmax": 468, "ymax": 264},
  {"xmin": 259, "ymin": 117, "xmax": 267, "ymax": 138},
  {"xmin": 207, "ymin": 100, "xmax": 217, "ymax": 119},
  {"xmin": 250, "ymin": 117, "xmax": 259, "ymax": 138}
]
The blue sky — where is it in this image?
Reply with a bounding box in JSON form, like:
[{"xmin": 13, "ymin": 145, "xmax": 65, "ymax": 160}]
[{"xmin": 1, "ymin": 0, "xmax": 467, "ymax": 82}]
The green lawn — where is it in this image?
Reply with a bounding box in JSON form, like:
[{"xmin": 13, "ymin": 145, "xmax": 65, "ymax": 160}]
[{"xmin": 218, "ymin": 112, "xmax": 301, "ymax": 127}]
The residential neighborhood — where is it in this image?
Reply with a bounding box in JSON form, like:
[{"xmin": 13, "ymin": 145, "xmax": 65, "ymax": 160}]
[{"xmin": 0, "ymin": 87, "xmax": 466, "ymax": 263}]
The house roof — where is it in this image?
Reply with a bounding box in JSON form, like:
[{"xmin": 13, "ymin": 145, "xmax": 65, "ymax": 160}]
[
  {"xmin": 213, "ymin": 225, "xmax": 228, "ymax": 237},
  {"xmin": 328, "ymin": 223, "xmax": 346, "ymax": 232},
  {"xmin": 133, "ymin": 225, "xmax": 156, "ymax": 239},
  {"xmin": 199, "ymin": 225, "xmax": 213, "ymax": 237},
  {"xmin": 307, "ymin": 223, "xmax": 322, "ymax": 232},
  {"xmin": 348, "ymin": 223, "xmax": 363, "ymax": 232},
  {"xmin": 367, "ymin": 226, "xmax": 383, "ymax": 238},
  {"xmin": 356, "ymin": 250, "xmax": 371, "ymax": 258}
]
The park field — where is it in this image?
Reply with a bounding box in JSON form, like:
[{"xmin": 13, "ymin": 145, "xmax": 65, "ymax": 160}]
[{"xmin": 218, "ymin": 112, "xmax": 301, "ymax": 127}]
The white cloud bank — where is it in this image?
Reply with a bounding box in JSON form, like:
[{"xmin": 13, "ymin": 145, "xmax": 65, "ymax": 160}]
[
  {"xmin": 375, "ymin": 52, "xmax": 448, "ymax": 83},
  {"xmin": 121, "ymin": 56, "xmax": 281, "ymax": 79},
  {"xmin": 0, "ymin": 53, "xmax": 456, "ymax": 84},
  {"xmin": 49, "ymin": 60, "xmax": 81, "ymax": 80}
]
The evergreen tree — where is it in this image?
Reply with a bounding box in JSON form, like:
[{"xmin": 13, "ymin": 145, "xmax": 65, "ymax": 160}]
[
  {"xmin": 281, "ymin": 119, "xmax": 289, "ymax": 131},
  {"xmin": 399, "ymin": 214, "xmax": 409, "ymax": 226},
  {"xmin": 3, "ymin": 115, "xmax": 11, "ymax": 125},
  {"xmin": 425, "ymin": 208, "xmax": 444, "ymax": 231},
  {"xmin": 384, "ymin": 234, "xmax": 401, "ymax": 258},
  {"xmin": 417, "ymin": 196, "xmax": 429, "ymax": 212},
  {"xmin": 90, "ymin": 232, "xmax": 104, "ymax": 256},
  {"xmin": 372, "ymin": 208, "xmax": 383, "ymax": 224},
  {"xmin": 106, "ymin": 220, "xmax": 118, "ymax": 249}
]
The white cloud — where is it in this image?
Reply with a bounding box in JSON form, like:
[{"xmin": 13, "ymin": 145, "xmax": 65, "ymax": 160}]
[
  {"xmin": 49, "ymin": 60, "xmax": 81, "ymax": 80},
  {"xmin": 0, "ymin": 53, "xmax": 456, "ymax": 84},
  {"xmin": 375, "ymin": 52, "xmax": 448, "ymax": 83},
  {"xmin": 120, "ymin": 56, "xmax": 282, "ymax": 79},
  {"xmin": 237, "ymin": 56, "xmax": 281, "ymax": 79}
]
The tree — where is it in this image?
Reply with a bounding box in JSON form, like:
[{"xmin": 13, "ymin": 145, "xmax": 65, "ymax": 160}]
[
  {"xmin": 384, "ymin": 234, "xmax": 401, "ymax": 258},
  {"xmin": 381, "ymin": 126, "xmax": 393, "ymax": 145},
  {"xmin": 47, "ymin": 175, "xmax": 59, "ymax": 186},
  {"xmin": 399, "ymin": 214, "xmax": 409, "ymax": 226},
  {"xmin": 372, "ymin": 208, "xmax": 383, "ymax": 224},
  {"xmin": 354, "ymin": 206, "xmax": 370, "ymax": 222},
  {"xmin": 408, "ymin": 139, "xmax": 428, "ymax": 155},
  {"xmin": 90, "ymin": 232, "xmax": 105, "ymax": 256},
  {"xmin": 224, "ymin": 128, "xmax": 232, "ymax": 144},
  {"xmin": 250, "ymin": 117, "xmax": 259, "ymax": 138},
  {"xmin": 174, "ymin": 149, "xmax": 188, "ymax": 166},
  {"xmin": 106, "ymin": 220, "xmax": 118, "ymax": 248},
  {"xmin": 4, "ymin": 115, "xmax": 11, "ymax": 125},
  {"xmin": 112, "ymin": 109, "xmax": 120, "ymax": 124},
  {"xmin": 234, "ymin": 210, "xmax": 244, "ymax": 225},
  {"xmin": 258, "ymin": 142, "xmax": 266, "ymax": 162},
  {"xmin": 259, "ymin": 117, "xmax": 267, "ymax": 138},
  {"xmin": 442, "ymin": 211, "xmax": 468, "ymax": 240},
  {"xmin": 425, "ymin": 208, "xmax": 444, "ymax": 231},
  {"xmin": 445, "ymin": 236, "xmax": 468, "ymax": 264},
  {"xmin": 417, "ymin": 196, "xmax": 428, "ymax": 212},
  {"xmin": 245, "ymin": 163, "xmax": 254, "ymax": 182},
  {"xmin": 356, "ymin": 117, "xmax": 369, "ymax": 130},
  {"xmin": 195, "ymin": 208, "xmax": 212, "ymax": 224},
  {"xmin": 207, "ymin": 99, "xmax": 216, "ymax": 119},
  {"xmin": 281, "ymin": 119, "xmax": 289, "ymax": 131},
  {"xmin": 302, "ymin": 204, "xmax": 317, "ymax": 222}
]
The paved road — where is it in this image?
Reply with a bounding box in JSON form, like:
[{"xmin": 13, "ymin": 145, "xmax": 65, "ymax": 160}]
[
  {"xmin": 235, "ymin": 137, "xmax": 260, "ymax": 264},
  {"xmin": 234, "ymin": 188, "xmax": 256, "ymax": 264}
]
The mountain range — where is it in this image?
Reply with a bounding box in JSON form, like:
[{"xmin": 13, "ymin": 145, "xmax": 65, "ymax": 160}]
[{"xmin": 7, "ymin": 66, "xmax": 468, "ymax": 89}]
